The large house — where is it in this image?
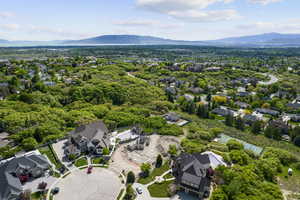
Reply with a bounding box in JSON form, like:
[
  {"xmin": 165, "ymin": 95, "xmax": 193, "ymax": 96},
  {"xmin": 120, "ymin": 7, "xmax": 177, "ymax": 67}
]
[
  {"xmin": 172, "ymin": 152, "xmax": 226, "ymax": 199},
  {"xmin": 0, "ymin": 152, "xmax": 50, "ymax": 200},
  {"xmin": 64, "ymin": 120, "xmax": 111, "ymax": 157}
]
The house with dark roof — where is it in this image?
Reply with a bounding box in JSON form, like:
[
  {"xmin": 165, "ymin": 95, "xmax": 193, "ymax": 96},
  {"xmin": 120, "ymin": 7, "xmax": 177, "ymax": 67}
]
[
  {"xmin": 172, "ymin": 152, "xmax": 226, "ymax": 199},
  {"xmin": 255, "ymin": 108, "xmax": 280, "ymax": 117},
  {"xmin": 0, "ymin": 152, "xmax": 50, "ymax": 200},
  {"xmin": 268, "ymin": 119, "xmax": 290, "ymax": 135},
  {"xmin": 212, "ymin": 107, "xmax": 234, "ymax": 117},
  {"xmin": 64, "ymin": 120, "xmax": 111, "ymax": 157},
  {"xmin": 286, "ymin": 103, "xmax": 300, "ymax": 110},
  {"xmin": 243, "ymin": 114, "xmax": 260, "ymax": 126},
  {"xmin": 235, "ymin": 101, "xmax": 250, "ymax": 109}
]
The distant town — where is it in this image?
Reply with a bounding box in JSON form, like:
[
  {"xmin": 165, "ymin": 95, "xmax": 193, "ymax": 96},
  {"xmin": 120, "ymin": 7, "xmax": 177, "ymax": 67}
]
[{"xmin": 0, "ymin": 45, "xmax": 300, "ymax": 200}]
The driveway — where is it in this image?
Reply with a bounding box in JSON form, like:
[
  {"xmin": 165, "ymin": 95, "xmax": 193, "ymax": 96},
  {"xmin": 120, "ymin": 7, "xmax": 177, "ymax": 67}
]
[
  {"xmin": 52, "ymin": 139, "xmax": 75, "ymax": 170},
  {"xmin": 133, "ymin": 183, "xmax": 199, "ymax": 200},
  {"xmin": 54, "ymin": 168, "xmax": 122, "ymax": 200}
]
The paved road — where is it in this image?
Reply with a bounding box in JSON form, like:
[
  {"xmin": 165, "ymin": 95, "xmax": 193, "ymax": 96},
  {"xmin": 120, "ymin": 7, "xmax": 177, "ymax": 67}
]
[
  {"xmin": 54, "ymin": 168, "xmax": 122, "ymax": 200},
  {"xmin": 258, "ymin": 74, "xmax": 279, "ymax": 85}
]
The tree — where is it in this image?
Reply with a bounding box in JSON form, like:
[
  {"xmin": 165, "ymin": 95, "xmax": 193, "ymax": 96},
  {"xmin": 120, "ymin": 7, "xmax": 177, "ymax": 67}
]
[
  {"xmin": 156, "ymin": 154, "xmax": 163, "ymax": 168},
  {"xmin": 251, "ymin": 120, "xmax": 262, "ymax": 134},
  {"xmin": 22, "ymin": 137, "xmax": 38, "ymax": 151},
  {"xmin": 293, "ymin": 136, "xmax": 300, "ymax": 147},
  {"xmin": 229, "ymin": 150, "xmax": 250, "ymax": 165},
  {"xmin": 234, "ymin": 116, "xmax": 245, "ymax": 131},
  {"xmin": 126, "ymin": 171, "xmax": 135, "ymax": 184},
  {"xmin": 265, "ymin": 126, "xmax": 281, "ymax": 140},
  {"xmin": 225, "ymin": 114, "xmax": 234, "ymax": 127},
  {"xmin": 102, "ymin": 147, "xmax": 110, "ymax": 155},
  {"xmin": 168, "ymin": 144, "xmax": 178, "ymax": 156},
  {"xmin": 140, "ymin": 163, "xmax": 151, "ymax": 177},
  {"xmin": 226, "ymin": 139, "xmax": 244, "ymax": 151},
  {"xmin": 123, "ymin": 184, "xmax": 135, "ymax": 200}
]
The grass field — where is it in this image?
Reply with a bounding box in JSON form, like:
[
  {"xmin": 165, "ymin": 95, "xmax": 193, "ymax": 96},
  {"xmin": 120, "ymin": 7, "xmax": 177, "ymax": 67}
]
[
  {"xmin": 147, "ymin": 180, "xmax": 174, "ymax": 197},
  {"xmin": 138, "ymin": 161, "xmax": 170, "ymax": 185},
  {"xmin": 74, "ymin": 157, "xmax": 88, "ymax": 167},
  {"xmin": 278, "ymin": 166, "xmax": 300, "ymax": 193}
]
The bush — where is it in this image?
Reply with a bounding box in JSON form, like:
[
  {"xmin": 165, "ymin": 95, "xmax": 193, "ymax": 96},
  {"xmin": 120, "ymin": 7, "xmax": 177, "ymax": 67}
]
[
  {"xmin": 226, "ymin": 139, "xmax": 244, "ymax": 151},
  {"xmin": 263, "ymin": 147, "xmax": 299, "ymax": 166},
  {"xmin": 229, "ymin": 150, "xmax": 250, "ymax": 165},
  {"xmin": 126, "ymin": 171, "xmax": 135, "ymax": 184}
]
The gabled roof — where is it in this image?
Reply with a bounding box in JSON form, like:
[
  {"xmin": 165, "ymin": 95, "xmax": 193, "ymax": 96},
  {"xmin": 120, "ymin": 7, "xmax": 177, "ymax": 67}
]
[
  {"xmin": 0, "ymin": 153, "xmax": 50, "ymax": 200},
  {"xmin": 70, "ymin": 120, "xmax": 110, "ymax": 148}
]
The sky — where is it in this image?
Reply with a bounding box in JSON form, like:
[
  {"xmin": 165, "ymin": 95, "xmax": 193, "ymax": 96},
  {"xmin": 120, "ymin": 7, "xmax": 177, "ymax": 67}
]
[{"xmin": 0, "ymin": 0, "xmax": 300, "ymax": 41}]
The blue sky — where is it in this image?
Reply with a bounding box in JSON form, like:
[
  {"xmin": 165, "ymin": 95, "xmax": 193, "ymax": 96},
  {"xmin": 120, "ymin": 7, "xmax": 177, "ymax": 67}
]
[{"xmin": 0, "ymin": 0, "xmax": 299, "ymax": 41}]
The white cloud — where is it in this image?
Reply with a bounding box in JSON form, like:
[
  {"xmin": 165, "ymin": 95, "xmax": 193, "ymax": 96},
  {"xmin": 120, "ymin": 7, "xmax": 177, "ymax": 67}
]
[
  {"xmin": 0, "ymin": 24, "xmax": 20, "ymax": 31},
  {"xmin": 136, "ymin": 0, "xmax": 238, "ymax": 22},
  {"xmin": 168, "ymin": 9, "xmax": 239, "ymax": 22},
  {"xmin": 113, "ymin": 19, "xmax": 183, "ymax": 29},
  {"xmin": 248, "ymin": 0, "xmax": 282, "ymax": 5},
  {"xmin": 0, "ymin": 12, "xmax": 15, "ymax": 18},
  {"xmin": 137, "ymin": 0, "xmax": 234, "ymax": 12},
  {"xmin": 236, "ymin": 20, "xmax": 300, "ymax": 33},
  {"xmin": 114, "ymin": 19, "xmax": 158, "ymax": 27}
]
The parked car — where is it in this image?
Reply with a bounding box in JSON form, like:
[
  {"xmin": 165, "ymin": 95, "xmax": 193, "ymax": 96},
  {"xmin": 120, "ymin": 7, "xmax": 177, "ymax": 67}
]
[
  {"xmin": 52, "ymin": 187, "xmax": 60, "ymax": 194},
  {"xmin": 136, "ymin": 187, "xmax": 143, "ymax": 194},
  {"xmin": 87, "ymin": 166, "xmax": 93, "ymax": 174}
]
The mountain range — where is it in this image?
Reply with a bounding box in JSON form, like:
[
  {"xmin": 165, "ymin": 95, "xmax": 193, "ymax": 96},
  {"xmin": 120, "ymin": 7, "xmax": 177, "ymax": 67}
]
[{"xmin": 1, "ymin": 33, "xmax": 300, "ymax": 47}]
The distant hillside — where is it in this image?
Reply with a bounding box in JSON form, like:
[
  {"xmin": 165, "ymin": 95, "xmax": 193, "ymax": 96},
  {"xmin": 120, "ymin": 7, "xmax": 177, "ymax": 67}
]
[
  {"xmin": 63, "ymin": 35, "xmax": 204, "ymax": 45},
  {"xmin": 2, "ymin": 33, "xmax": 300, "ymax": 47},
  {"xmin": 212, "ymin": 33, "xmax": 300, "ymax": 45},
  {"xmin": 0, "ymin": 39, "xmax": 9, "ymax": 44}
]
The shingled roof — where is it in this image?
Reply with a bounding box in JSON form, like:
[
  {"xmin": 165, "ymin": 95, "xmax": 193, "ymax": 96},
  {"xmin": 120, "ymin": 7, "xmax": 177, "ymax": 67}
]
[{"xmin": 0, "ymin": 153, "xmax": 50, "ymax": 200}]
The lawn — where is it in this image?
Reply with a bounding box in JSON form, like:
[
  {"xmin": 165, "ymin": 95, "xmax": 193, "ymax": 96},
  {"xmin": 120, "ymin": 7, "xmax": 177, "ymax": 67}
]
[
  {"xmin": 278, "ymin": 166, "xmax": 300, "ymax": 193},
  {"xmin": 92, "ymin": 157, "xmax": 106, "ymax": 164},
  {"xmin": 138, "ymin": 161, "xmax": 170, "ymax": 185},
  {"xmin": 31, "ymin": 191, "xmax": 45, "ymax": 200},
  {"xmin": 38, "ymin": 145, "xmax": 63, "ymax": 169},
  {"xmin": 147, "ymin": 180, "xmax": 174, "ymax": 198},
  {"xmin": 74, "ymin": 157, "xmax": 88, "ymax": 167},
  {"xmin": 163, "ymin": 172, "xmax": 174, "ymax": 180}
]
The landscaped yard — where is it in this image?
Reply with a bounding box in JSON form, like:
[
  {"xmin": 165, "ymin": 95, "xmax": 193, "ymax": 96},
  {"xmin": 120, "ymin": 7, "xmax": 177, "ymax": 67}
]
[
  {"xmin": 147, "ymin": 180, "xmax": 174, "ymax": 197},
  {"xmin": 74, "ymin": 157, "xmax": 88, "ymax": 167},
  {"xmin": 163, "ymin": 172, "xmax": 174, "ymax": 179},
  {"xmin": 138, "ymin": 161, "xmax": 170, "ymax": 184},
  {"xmin": 31, "ymin": 191, "xmax": 45, "ymax": 200},
  {"xmin": 278, "ymin": 166, "xmax": 300, "ymax": 193},
  {"xmin": 39, "ymin": 145, "xmax": 63, "ymax": 169},
  {"xmin": 92, "ymin": 157, "xmax": 106, "ymax": 164}
]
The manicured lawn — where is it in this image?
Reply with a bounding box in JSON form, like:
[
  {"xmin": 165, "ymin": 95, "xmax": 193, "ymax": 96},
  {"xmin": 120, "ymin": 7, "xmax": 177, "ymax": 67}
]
[
  {"xmin": 147, "ymin": 180, "xmax": 174, "ymax": 198},
  {"xmin": 163, "ymin": 172, "xmax": 174, "ymax": 179},
  {"xmin": 92, "ymin": 157, "xmax": 105, "ymax": 164},
  {"xmin": 31, "ymin": 191, "xmax": 45, "ymax": 200},
  {"xmin": 138, "ymin": 161, "xmax": 170, "ymax": 184},
  {"xmin": 74, "ymin": 157, "xmax": 88, "ymax": 167},
  {"xmin": 278, "ymin": 166, "xmax": 300, "ymax": 193},
  {"xmin": 39, "ymin": 146, "xmax": 63, "ymax": 169}
]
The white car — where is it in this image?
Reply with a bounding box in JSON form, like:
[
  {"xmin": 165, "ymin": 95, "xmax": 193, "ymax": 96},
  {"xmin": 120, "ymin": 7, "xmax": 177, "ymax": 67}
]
[{"xmin": 136, "ymin": 187, "xmax": 143, "ymax": 194}]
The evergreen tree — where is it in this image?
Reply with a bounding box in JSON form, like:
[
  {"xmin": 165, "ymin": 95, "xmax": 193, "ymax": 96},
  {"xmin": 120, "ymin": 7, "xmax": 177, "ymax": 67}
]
[
  {"xmin": 225, "ymin": 114, "xmax": 234, "ymax": 127},
  {"xmin": 251, "ymin": 120, "xmax": 262, "ymax": 134}
]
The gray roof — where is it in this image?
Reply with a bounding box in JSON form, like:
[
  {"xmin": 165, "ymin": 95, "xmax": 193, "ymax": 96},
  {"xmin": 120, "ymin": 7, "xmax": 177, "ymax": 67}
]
[
  {"xmin": 173, "ymin": 153, "xmax": 211, "ymax": 191},
  {"xmin": 0, "ymin": 154, "xmax": 50, "ymax": 200},
  {"xmin": 70, "ymin": 120, "xmax": 110, "ymax": 148}
]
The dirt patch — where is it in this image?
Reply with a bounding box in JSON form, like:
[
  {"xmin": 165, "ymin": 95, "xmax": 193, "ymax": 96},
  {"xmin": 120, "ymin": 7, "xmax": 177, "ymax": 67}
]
[{"xmin": 110, "ymin": 135, "xmax": 180, "ymax": 175}]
